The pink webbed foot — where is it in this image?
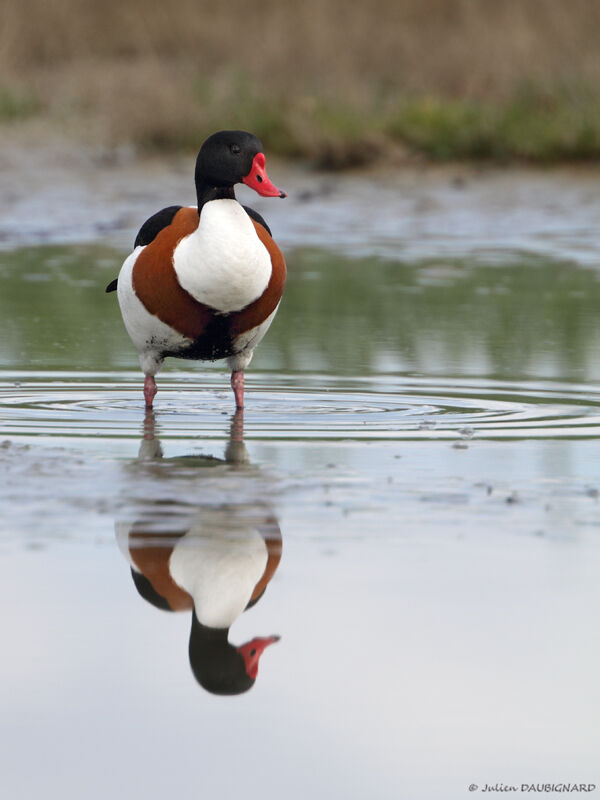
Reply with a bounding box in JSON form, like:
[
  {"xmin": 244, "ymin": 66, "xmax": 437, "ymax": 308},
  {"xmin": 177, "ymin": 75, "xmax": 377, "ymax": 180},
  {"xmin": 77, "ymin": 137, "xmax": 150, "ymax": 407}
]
[
  {"xmin": 144, "ymin": 374, "xmax": 157, "ymax": 409},
  {"xmin": 231, "ymin": 370, "xmax": 245, "ymax": 409}
]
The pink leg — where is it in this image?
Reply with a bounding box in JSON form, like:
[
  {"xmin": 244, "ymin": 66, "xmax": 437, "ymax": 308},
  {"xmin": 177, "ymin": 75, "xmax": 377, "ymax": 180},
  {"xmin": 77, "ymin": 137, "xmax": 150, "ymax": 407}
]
[
  {"xmin": 144, "ymin": 374, "xmax": 157, "ymax": 409},
  {"xmin": 231, "ymin": 370, "xmax": 244, "ymax": 409}
]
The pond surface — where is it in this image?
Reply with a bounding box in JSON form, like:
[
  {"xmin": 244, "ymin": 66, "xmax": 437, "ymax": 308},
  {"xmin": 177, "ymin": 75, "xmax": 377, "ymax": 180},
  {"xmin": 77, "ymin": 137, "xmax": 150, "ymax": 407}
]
[{"xmin": 1, "ymin": 163, "xmax": 600, "ymax": 799}]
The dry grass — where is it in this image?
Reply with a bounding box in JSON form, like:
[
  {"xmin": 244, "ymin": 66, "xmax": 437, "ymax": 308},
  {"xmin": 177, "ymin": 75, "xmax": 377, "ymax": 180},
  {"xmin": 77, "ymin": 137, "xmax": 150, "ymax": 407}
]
[{"xmin": 1, "ymin": 0, "xmax": 600, "ymax": 165}]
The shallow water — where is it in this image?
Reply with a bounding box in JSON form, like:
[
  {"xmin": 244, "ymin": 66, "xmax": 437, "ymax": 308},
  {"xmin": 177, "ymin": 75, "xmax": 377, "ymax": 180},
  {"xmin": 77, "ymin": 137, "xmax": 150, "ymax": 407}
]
[{"xmin": 2, "ymin": 184, "xmax": 600, "ymax": 798}]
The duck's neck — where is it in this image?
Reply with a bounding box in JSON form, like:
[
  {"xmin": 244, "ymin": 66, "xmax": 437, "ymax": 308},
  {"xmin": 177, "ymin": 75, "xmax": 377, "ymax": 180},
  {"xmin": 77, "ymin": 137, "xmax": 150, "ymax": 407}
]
[{"xmin": 196, "ymin": 181, "xmax": 236, "ymax": 214}]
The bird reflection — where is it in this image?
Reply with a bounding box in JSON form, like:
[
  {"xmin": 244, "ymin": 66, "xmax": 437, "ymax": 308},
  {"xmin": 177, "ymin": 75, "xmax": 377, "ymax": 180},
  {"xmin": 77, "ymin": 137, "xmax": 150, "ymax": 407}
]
[{"xmin": 117, "ymin": 410, "xmax": 282, "ymax": 695}]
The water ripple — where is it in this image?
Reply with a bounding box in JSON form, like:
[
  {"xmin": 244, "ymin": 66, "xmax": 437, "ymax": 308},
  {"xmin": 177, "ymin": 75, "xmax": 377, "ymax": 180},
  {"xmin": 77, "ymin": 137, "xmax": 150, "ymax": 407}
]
[{"xmin": 2, "ymin": 371, "xmax": 600, "ymax": 443}]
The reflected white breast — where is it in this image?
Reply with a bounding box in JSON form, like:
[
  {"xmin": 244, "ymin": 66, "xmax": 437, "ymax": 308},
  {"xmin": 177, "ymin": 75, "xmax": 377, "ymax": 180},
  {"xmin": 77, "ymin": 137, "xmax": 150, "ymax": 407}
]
[{"xmin": 169, "ymin": 519, "xmax": 268, "ymax": 629}]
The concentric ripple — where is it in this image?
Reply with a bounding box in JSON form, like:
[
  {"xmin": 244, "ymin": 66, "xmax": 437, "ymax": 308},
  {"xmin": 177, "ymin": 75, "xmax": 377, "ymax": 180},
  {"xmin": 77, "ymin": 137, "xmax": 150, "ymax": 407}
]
[{"xmin": 2, "ymin": 370, "xmax": 600, "ymax": 444}]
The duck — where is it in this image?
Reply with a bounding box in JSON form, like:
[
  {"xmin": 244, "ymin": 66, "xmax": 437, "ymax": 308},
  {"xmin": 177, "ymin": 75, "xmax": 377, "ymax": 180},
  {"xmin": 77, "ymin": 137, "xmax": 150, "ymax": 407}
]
[
  {"xmin": 116, "ymin": 505, "xmax": 282, "ymax": 694},
  {"xmin": 115, "ymin": 410, "xmax": 282, "ymax": 695},
  {"xmin": 120, "ymin": 508, "xmax": 282, "ymax": 694},
  {"xmin": 106, "ymin": 130, "xmax": 287, "ymax": 410}
]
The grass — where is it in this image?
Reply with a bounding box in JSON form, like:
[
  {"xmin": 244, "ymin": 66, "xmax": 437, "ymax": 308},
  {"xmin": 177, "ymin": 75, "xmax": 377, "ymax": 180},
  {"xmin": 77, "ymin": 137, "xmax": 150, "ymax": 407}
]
[
  {"xmin": 0, "ymin": 85, "xmax": 40, "ymax": 121},
  {"xmin": 2, "ymin": 0, "xmax": 600, "ymax": 166},
  {"xmin": 387, "ymin": 89, "xmax": 600, "ymax": 162}
]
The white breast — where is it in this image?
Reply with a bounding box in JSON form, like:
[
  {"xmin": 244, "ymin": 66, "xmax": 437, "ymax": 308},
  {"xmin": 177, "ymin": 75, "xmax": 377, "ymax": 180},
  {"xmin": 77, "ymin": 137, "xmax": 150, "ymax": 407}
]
[
  {"xmin": 173, "ymin": 200, "xmax": 271, "ymax": 313},
  {"xmin": 168, "ymin": 514, "xmax": 268, "ymax": 629}
]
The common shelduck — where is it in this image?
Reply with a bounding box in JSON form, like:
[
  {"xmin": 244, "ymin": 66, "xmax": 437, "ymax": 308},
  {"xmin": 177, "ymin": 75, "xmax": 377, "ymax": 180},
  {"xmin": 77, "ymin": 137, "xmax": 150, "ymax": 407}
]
[
  {"xmin": 115, "ymin": 410, "xmax": 282, "ymax": 694},
  {"xmin": 120, "ymin": 509, "xmax": 282, "ymax": 694},
  {"xmin": 106, "ymin": 130, "xmax": 287, "ymax": 409}
]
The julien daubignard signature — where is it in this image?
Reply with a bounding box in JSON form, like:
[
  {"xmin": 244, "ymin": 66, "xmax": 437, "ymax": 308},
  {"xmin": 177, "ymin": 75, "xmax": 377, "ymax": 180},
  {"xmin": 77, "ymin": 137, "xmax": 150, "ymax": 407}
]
[{"xmin": 469, "ymin": 785, "xmax": 597, "ymax": 794}]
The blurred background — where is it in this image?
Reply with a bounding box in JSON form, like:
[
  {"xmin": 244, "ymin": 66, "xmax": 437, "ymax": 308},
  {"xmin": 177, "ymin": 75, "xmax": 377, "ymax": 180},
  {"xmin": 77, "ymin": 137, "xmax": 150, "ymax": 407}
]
[
  {"xmin": 2, "ymin": 5, "xmax": 600, "ymax": 798},
  {"xmin": 2, "ymin": 0, "xmax": 600, "ymax": 167}
]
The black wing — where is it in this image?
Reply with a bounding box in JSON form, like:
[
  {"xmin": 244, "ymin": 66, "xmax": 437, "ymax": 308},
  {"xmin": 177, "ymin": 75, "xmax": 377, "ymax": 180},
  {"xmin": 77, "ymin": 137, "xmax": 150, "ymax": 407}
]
[
  {"xmin": 243, "ymin": 205, "xmax": 272, "ymax": 237},
  {"xmin": 105, "ymin": 205, "xmax": 183, "ymax": 293},
  {"xmin": 134, "ymin": 205, "xmax": 182, "ymax": 247}
]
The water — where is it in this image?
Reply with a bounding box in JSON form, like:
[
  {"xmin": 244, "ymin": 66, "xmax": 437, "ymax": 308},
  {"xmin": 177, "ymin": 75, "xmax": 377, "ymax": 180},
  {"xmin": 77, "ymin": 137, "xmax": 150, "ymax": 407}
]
[{"xmin": 1, "ymin": 173, "xmax": 600, "ymax": 798}]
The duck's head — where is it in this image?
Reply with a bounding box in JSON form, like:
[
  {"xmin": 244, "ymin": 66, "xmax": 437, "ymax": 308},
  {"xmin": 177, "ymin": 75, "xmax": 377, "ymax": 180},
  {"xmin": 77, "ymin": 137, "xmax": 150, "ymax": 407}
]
[
  {"xmin": 236, "ymin": 635, "xmax": 281, "ymax": 680},
  {"xmin": 195, "ymin": 130, "xmax": 286, "ymax": 199},
  {"xmin": 189, "ymin": 616, "xmax": 280, "ymax": 695}
]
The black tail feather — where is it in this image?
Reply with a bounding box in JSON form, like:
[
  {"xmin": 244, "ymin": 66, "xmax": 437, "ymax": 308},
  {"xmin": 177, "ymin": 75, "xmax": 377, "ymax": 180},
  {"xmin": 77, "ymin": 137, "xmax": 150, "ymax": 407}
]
[{"xmin": 105, "ymin": 278, "xmax": 118, "ymax": 293}]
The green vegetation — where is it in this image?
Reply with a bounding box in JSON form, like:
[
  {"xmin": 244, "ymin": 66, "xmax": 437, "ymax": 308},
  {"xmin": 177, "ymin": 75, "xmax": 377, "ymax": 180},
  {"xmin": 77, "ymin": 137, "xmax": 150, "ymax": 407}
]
[
  {"xmin": 2, "ymin": 0, "xmax": 600, "ymax": 166},
  {"xmin": 387, "ymin": 90, "xmax": 600, "ymax": 162},
  {"xmin": 0, "ymin": 86, "xmax": 40, "ymax": 121}
]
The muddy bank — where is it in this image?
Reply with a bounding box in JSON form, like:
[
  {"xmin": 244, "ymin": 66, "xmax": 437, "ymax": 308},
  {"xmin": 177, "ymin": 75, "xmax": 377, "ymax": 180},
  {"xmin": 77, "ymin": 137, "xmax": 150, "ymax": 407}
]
[{"xmin": 2, "ymin": 128, "xmax": 600, "ymax": 264}]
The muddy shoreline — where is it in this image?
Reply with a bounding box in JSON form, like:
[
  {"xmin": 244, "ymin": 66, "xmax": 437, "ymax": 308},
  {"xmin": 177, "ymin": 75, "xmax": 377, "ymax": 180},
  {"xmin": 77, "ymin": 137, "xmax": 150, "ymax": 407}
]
[{"xmin": 3, "ymin": 128, "xmax": 600, "ymax": 265}]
